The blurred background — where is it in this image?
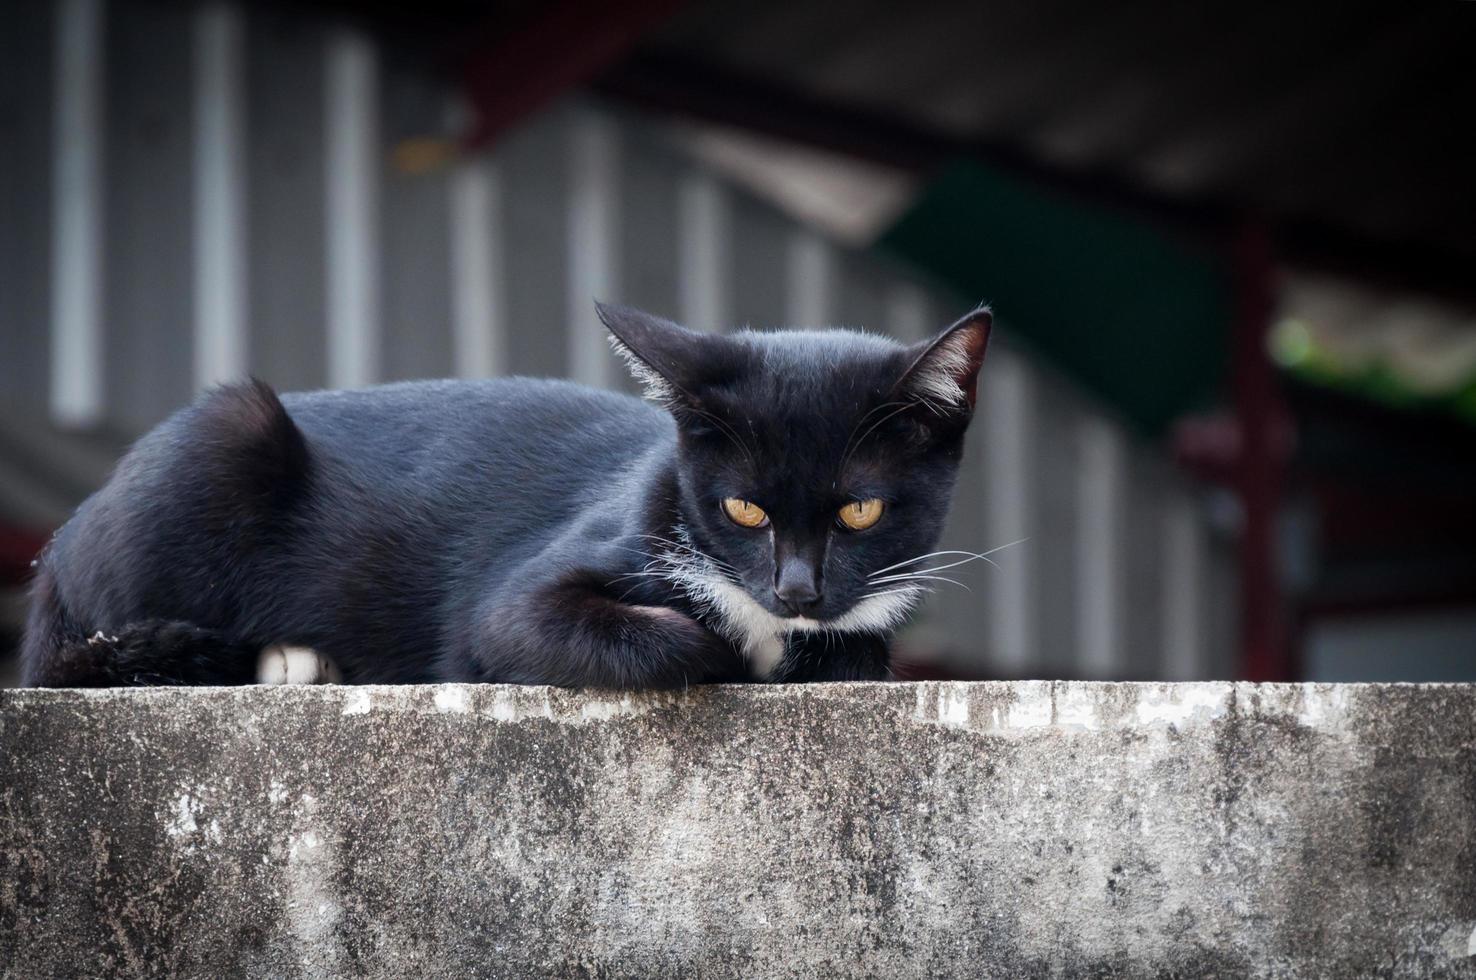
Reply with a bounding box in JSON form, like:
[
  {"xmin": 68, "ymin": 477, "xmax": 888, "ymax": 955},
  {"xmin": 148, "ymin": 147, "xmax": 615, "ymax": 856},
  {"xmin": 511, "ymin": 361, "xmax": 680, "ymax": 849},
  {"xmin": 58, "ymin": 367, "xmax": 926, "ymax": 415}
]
[{"xmin": 2, "ymin": 0, "xmax": 1474, "ymax": 686}]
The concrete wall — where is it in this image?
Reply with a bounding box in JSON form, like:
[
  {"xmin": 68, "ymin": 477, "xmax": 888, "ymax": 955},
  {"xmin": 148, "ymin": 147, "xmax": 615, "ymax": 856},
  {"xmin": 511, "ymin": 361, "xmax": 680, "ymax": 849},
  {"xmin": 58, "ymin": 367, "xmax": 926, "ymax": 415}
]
[{"xmin": 3, "ymin": 682, "xmax": 1474, "ymax": 977}]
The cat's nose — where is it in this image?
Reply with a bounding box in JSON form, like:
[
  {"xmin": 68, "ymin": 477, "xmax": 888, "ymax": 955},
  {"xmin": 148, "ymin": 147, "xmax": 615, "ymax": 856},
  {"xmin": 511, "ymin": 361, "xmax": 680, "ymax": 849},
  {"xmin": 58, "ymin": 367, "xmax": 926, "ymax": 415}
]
[
  {"xmin": 773, "ymin": 568, "xmax": 823, "ymax": 616},
  {"xmin": 774, "ymin": 547, "xmax": 824, "ymax": 616},
  {"xmin": 774, "ymin": 582, "xmax": 822, "ymax": 616}
]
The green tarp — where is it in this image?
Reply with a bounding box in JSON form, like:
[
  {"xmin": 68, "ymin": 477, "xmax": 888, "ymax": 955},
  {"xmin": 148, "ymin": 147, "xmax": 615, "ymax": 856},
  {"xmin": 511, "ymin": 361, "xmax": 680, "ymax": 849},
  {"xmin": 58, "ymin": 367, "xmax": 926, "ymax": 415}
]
[{"xmin": 879, "ymin": 162, "xmax": 1233, "ymax": 435}]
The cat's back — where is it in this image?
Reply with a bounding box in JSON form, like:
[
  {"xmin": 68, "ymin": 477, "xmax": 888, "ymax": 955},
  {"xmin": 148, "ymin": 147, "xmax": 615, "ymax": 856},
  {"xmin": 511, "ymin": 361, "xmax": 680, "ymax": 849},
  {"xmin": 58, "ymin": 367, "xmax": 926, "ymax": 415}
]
[
  {"xmin": 51, "ymin": 375, "xmax": 668, "ymax": 564},
  {"xmin": 281, "ymin": 374, "xmax": 653, "ymax": 425},
  {"xmin": 35, "ymin": 375, "xmax": 669, "ymax": 639},
  {"xmin": 280, "ymin": 375, "xmax": 668, "ymax": 476}
]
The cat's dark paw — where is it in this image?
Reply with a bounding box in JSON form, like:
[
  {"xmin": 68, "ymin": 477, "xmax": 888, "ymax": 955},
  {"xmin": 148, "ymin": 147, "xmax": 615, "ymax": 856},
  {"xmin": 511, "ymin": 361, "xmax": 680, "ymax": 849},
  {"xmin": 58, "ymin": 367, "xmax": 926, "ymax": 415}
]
[
  {"xmin": 770, "ymin": 631, "xmax": 892, "ymax": 682},
  {"xmin": 623, "ymin": 604, "xmax": 747, "ymax": 686}
]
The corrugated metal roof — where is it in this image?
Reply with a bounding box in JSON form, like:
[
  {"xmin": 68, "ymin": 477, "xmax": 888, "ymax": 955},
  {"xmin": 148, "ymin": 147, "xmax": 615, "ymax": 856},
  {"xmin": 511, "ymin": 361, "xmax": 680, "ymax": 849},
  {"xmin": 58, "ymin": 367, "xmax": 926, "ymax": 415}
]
[{"xmin": 627, "ymin": 0, "xmax": 1475, "ymax": 288}]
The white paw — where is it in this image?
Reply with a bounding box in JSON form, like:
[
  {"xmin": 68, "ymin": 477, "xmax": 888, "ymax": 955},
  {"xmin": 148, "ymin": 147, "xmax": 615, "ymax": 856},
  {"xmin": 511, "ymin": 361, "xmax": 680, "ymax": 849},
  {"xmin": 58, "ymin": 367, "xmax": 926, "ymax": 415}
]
[{"xmin": 256, "ymin": 645, "xmax": 342, "ymax": 685}]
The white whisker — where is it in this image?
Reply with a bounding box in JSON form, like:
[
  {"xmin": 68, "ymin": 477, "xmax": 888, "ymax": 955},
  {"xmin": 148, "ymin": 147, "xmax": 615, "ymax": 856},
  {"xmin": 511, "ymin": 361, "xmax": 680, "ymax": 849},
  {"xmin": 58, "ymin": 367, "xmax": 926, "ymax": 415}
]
[
  {"xmin": 607, "ymin": 544, "xmax": 662, "ymax": 564},
  {"xmin": 865, "ymin": 573, "xmax": 971, "ymax": 591},
  {"xmin": 636, "ymin": 533, "xmax": 737, "ymax": 571},
  {"xmin": 867, "ymin": 539, "xmax": 1028, "ymax": 579},
  {"xmin": 886, "ymin": 555, "xmax": 1001, "ymax": 577},
  {"xmin": 604, "ymin": 570, "xmax": 669, "ymax": 586},
  {"xmin": 867, "ymin": 549, "xmax": 981, "ymax": 577},
  {"xmin": 861, "ymin": 586, "xmax": 932, "ymax": 601}
]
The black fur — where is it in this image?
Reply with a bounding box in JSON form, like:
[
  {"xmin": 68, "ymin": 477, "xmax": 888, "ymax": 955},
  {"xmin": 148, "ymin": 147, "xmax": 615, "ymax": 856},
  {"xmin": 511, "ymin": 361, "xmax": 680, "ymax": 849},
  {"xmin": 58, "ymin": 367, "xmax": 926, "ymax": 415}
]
[{"xmin": 22, "ymin": 304, "xmax": 990, "ymax": 688}]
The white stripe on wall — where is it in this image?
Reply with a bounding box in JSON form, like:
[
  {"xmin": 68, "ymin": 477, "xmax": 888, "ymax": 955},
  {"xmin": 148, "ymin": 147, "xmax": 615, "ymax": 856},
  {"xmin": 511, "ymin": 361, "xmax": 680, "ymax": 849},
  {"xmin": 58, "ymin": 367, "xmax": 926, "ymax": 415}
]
[
  {"xmin": 192, "ymin": 1, "xmax": 248, "ymax": 391},
  {"xmin": 567, "ymin": 109, "xmax": 620, "ymax": 386},
  {"xmin": 449, "ymin": 156, "xmax": 504, "ymax": 379},
  {"xmin": 984, "ymin": 351, "xmax": 1036, "ymax": 673},
  {"xmin": 50, "ymin": 0, "xmax": 105, "ymax": 427},
  {"xmin": 1162, "ymin": 494, "xmax": 1206, "ymax": 680},
  {"xmin": 676, "ymin": 170, "xmax": 730, "ymax": 332},
  {"xmin": 1076, "ymin": 416, "xmax": 1126, "ymax": 676},
  {"xmin": 885, "ymin": 282, "xmax": 932, "ymax": 342},
  {"xmin": 785, "ymin": 230, "xmax": 833, "ymax": 328},
  {"xmin": 324, "ymin": 28, "xmax": 380, "ymax": 390}
]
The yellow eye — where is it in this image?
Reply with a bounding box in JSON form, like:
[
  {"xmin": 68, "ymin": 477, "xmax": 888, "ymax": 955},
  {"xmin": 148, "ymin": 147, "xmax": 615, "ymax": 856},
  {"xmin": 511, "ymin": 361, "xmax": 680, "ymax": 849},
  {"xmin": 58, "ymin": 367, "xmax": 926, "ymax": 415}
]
[
  {"xmin": 722, "ymin": 498, "xmax": 770, "ymax": 529},
  {"xmin": 838, "ymin": 499, "xmax": 885, "ymax": 531}
]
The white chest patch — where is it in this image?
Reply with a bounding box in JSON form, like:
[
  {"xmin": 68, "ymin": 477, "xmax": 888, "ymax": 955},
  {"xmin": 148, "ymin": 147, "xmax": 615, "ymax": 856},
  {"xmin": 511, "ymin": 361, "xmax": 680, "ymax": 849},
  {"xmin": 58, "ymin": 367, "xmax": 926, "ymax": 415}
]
[
  {"xmin": 745, "ymin": 635, "xmax": 786, "ymax": 679},
  {"xmin": 686, "ymin": 574, "xmax": 923, "ymax": 681},
  {"xmin": 651, "ymin": 525, "xmax": 924, "ymax": 681}
]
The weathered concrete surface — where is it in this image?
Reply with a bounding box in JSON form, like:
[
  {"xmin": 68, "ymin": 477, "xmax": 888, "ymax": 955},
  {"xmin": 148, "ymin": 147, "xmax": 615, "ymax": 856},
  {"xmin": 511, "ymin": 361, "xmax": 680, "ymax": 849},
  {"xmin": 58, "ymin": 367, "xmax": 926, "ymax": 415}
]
[{"xmin": 2, "ymin": 682, "xmax": 1474, "ymax": 979}]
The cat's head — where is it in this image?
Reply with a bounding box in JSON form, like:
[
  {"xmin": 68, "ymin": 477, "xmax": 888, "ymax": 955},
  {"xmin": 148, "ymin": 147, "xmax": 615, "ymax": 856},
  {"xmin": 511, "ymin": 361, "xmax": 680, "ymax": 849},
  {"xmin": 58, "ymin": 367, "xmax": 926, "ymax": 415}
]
[{"xmin": 599, "ymin": 302, "xmax": 990, "ymax": 639}]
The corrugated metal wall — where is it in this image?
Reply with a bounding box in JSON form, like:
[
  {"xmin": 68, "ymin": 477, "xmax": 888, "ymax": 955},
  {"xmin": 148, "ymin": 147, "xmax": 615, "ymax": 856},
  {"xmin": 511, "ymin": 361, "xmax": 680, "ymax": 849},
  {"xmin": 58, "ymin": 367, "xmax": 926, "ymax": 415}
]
[{"xmin": 0, "ymin": 0, "xmax": 1236, "ymax": 680}]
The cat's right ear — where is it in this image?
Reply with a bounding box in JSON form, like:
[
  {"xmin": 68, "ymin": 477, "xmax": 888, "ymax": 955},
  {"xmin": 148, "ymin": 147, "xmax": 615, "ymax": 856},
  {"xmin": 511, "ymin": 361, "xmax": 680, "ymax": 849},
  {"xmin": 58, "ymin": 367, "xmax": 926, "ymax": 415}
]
[
  {"xmin": 596, "ymin": 302, "xmax": 728, "ymax": 411},
  {"xmin": 894, "ymin": 306, "xmax": 992, "ymax": 416}
]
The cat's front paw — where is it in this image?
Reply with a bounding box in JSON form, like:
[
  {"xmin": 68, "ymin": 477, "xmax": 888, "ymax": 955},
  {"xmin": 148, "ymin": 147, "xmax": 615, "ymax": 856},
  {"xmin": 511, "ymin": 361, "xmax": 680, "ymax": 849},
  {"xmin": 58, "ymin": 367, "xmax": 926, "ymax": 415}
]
[
  {"xmin": 771, "ymin": 631, "xmax": 892, "ymax": 682},
  {"xmin": 625, "ymin": 604, "xmax": 746, "ymax": 685}
]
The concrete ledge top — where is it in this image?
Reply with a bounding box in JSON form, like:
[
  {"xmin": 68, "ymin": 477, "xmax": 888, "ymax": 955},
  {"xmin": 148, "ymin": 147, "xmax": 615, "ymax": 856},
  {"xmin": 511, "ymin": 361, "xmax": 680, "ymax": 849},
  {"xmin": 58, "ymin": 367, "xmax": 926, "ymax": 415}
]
[{"xmin": 4, "ymin": 681, "xmax": 1476, "ymax": 978}]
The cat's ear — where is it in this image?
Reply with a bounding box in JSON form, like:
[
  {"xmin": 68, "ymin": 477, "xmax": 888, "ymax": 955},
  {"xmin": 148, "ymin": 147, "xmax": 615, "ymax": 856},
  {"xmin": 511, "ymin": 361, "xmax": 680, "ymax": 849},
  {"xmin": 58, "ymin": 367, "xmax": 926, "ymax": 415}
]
[
  {"xmin": 597, "ymin": 302, "xmax": 725, "ymax": 410},
  {"xmin": 895, "ymin": 306, "xmax": 992, "ymax": 416}
]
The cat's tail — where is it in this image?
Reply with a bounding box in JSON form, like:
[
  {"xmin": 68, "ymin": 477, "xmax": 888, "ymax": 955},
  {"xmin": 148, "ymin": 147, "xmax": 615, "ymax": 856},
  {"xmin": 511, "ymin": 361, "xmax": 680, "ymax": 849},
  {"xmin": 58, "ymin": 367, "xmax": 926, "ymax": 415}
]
[
  {"xmin": 20, "ymin": 378, "xmax": 309, "ymax": 688},
  {"xmin": 21, "ymin": 570, "xmax": 259, "ymax": 687},
  {"xmin": 23, "ymin": 619, "xmax": 261, "ymax": 687}
]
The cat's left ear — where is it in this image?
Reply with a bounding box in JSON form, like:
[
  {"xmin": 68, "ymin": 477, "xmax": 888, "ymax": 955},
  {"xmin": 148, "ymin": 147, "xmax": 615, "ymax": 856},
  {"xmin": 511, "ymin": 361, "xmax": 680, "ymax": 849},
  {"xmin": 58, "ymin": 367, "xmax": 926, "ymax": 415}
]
[
  {"xmin": 895, "ymin": 306, "xmax": 993, "ymax": 416},
  {"xmin": 596, "ymin": 301, "xmax": 733, "ymax": 410}
]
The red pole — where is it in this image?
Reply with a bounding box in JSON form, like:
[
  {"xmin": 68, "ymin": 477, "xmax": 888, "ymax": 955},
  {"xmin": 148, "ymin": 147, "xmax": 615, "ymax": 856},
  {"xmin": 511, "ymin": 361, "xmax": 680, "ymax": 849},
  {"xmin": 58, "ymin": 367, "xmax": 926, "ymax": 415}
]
[
  {"xmin": 459, "ymin": 0, "xmax": 687, "ymax": 149},
  {"xmin": 1232, "ymin": 220, "xmax": 1288, "ymax": 682},
  {"xmin": 0, "ymin": 523, "xmax": 48, "ymax": 586}
]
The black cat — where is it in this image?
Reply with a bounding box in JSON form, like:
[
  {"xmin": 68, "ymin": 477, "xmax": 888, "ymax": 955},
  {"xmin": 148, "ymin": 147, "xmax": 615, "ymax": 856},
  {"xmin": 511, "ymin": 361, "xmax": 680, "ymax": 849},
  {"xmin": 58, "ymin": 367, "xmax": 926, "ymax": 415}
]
[{"xmin": 22, "ymin": 302, "xmax": 991, "ymax": 688}]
